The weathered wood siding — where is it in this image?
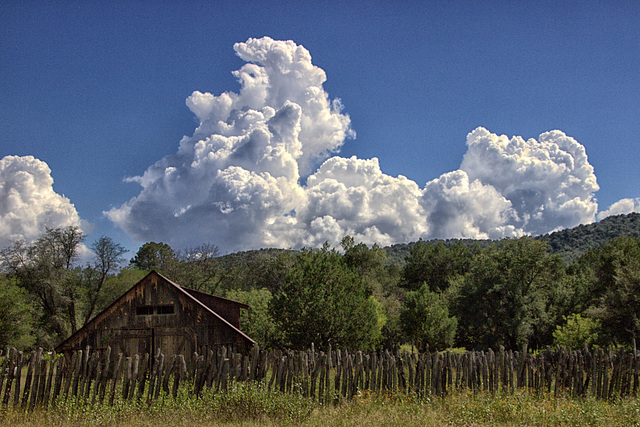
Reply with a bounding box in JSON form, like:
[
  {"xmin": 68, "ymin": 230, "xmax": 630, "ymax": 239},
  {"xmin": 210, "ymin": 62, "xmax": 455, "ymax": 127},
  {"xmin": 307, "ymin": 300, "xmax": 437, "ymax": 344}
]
[
  {"xmin": 56, "ymin": 272, "xmax": 253, "ymax": 362},
  {"xmin": 182, "ymin": 288, "xmax": 247, "ymax": 329}
]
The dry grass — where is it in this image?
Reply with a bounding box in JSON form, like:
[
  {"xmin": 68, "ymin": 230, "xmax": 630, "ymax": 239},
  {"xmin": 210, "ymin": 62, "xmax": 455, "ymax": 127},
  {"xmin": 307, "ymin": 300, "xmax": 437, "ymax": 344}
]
[{"xmin": 3, "ymin": 386, "xmax": 640, "ymax": 427}]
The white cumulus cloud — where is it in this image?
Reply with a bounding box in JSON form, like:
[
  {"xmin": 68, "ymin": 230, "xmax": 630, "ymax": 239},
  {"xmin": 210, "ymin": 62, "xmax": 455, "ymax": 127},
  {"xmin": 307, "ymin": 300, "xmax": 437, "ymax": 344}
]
[
  {"xmin": 107, "ymin": 37, "xmax": 603, "ymax": 253},
  {"xmin": 0, "ymin": 155, "xmax": 83, "ymax": 248},
  {"xmin": 597, "ymin": 198, "xmax": 640, "ymax": 220}
]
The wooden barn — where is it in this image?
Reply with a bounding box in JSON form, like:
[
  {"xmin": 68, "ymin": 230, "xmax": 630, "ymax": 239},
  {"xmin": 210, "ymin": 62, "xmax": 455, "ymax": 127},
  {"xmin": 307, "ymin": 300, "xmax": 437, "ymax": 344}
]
[{"xmin": 55, "ymin": 271, "xmax": 254, "ymax": 360}]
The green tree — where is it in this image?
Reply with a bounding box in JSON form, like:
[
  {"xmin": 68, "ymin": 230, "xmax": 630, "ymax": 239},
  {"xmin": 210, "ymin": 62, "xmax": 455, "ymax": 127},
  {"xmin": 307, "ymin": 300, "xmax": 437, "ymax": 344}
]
[
  {"xmin": 553, "ymin": 313, "xmax": 601, "ymax": 348},
  {"xmin": 1, "ymin": 227, "xmax": 132, "ymax": 346},
  {"xmin": 581, "ymin": 236, "xmax": 640, "ymax": 346},
  {"xmin": 169, "ymin": 243, "xmax": 223, "ymax": 292},
  {"xmin": 341, "ymin": 236, "xmax": 401, "ymax": 348},
  {"xmin": 401, "ymin": 241, "xmax": 472, "ymax": 292},
  {"xmin": 1, "ymin": 225, "xmax": 85, "ymax": 344},
  {"xmin": 400, "ymin": 283, "xmax": 457, "ymax": 351},
  {"xmin": 130, "ymin": 242, "xmax": 177, "ymax": 271},
  {"xmin": 225, "ymin": 287, "xmax": 281, "ymax": 348},
  {"xmin": 79, "ymin": 236, "xmax": 127, "ymax": 324},
  {"xmin": 270, "ymin": 244, "xmax": 380, "ymax": 350},
  {"xmin": 453, "ymin": 237, "xmax": 565, "ymax": 350},
  {"xmin": 0, "ymin": 275, "xmax": 35, "ymax": 349}
]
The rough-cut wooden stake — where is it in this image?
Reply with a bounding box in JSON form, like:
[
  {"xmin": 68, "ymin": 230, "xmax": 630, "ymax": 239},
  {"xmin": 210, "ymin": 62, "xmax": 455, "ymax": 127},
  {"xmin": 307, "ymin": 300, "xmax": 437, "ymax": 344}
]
[
  {"xmin": 310, "ymin": 351, "xmax": 320, "ymax": 400},
  {"xmin": 146, "ymin": 352, "xmax": 159, "ymax": 403},
  {"xmin": 2, "ymin": 348, "xmax": 15, "ymax": 407},
  {"xmin": 276, "ymin": 355, "xmax": 285, "ymax": 393},
  {"xmin": 51, "ymin": 355, "xmax": 65, "ymax": 406},
  {"xmin": 249, "ymin": 345, "xmax": 259, "ymax": 381},
  {"xmin": 136, "ymin": 353, "xmax": 149, "ymax": 400},
  {"xmin": 44, "ymin": 353, "xmax": 58, "ymax": 407},
  {"xmin": 42, "ymin": 351, "xmax": 55, "ymax": 407},
  {"xmin": 172, "ymin": 355, "xmax": 185, "ymax": 398},
  {"xmin": 108, "ymin": 353, "xmax": 123, "ymax": 406},
  {"xmin": 162, "ymin": 355, "xmax": 176, "ymax": 395},
  {"xmin": 122, "ymin": 356, "xmax": 132, "ymax": 399},
  {"xmin": 78, "ymin": 346, "xmax": 90, "ymax": 398},
  {"xmin": 153, "ymin": 353, "xmax": 165, "ymax": 401},
  {"xmin": 84, "ymin": 352, "xmax": 99, "ymax": 401},
  {"xmin": 34, "ymin": 349, "xmax": 46, "ymax": 409},
  {"xmin": 324, "ymin": 351, "xmax": 331, "ymax": 402},
  {"xmin": 632, "ymin": 352, "xmax": 639, "ymax": 397},
  {"xmin": 129, "ymin": 354, "xmax": 139, "ymax": 400},
  {"xmin": 71, "ymin": 349, "xmax": 83, "ymax": 398},
  {"xmin": 13, "ymin": 351, "xmax": 24, "ymax": 407},
  {"xmin": 92, "ymin": 354, "xmax": 103, "ymax": 406},
  {"xmin": 21, "ymin": 350, "xmax": 35, "ymax": 409},
  {"xmin": 220, "ymin": 358, "xmax": 230, "ymax": 392},
  {"xmin": 0, "ymin": 347, "xmax": 9, "ymax": 398},
  {"xmin": 205, "ymin": 349, "xmax": 215, "ymax": 390},
  {"xmin": 98, "ymin": 347, "xmax": 112, "ymax": 404}
]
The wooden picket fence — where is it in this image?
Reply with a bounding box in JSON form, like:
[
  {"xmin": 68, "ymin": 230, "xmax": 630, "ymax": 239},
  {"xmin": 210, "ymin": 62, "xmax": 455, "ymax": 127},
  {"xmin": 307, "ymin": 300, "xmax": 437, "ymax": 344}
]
[{"xmin": 1, "ymin": 344, "xmax": 639, "ymax": 411}]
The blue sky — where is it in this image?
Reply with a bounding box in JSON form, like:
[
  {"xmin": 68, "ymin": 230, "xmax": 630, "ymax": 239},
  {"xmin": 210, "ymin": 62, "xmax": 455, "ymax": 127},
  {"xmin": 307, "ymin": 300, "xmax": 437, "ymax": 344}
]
[{"xmin": 1, "ymin": 1, "xmax": 639, "ymax": 256}]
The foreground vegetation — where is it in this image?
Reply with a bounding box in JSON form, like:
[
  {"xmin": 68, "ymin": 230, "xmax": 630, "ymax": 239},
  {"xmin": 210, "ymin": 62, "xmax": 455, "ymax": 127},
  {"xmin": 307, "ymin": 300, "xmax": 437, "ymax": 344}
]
[{"xmin": 3, "ymin": 381, "xmax": 639, "ymax": 426}]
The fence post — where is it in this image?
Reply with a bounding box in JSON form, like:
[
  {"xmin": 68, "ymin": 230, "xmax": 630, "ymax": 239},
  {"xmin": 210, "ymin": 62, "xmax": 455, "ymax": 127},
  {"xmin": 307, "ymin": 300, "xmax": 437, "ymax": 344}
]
[
  {"xmin": 153, "ymin": 353, "xmax": 165, "ymax": 401},
  {"xmin": 21, "ymin": 350, "xmax": 35, "ymax": 409},
  {"xmin": 108, "ymin": 353, "xmax": 123, "ymax": 406},
  {"xmin": 29, "ymin": 348, "xmax": 44, "ymax": 411}
]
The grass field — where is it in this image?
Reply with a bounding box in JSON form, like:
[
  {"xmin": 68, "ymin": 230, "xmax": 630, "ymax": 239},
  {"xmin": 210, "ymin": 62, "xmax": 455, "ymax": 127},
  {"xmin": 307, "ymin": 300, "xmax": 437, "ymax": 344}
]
[{"xmin": 3, "ymin": 381, "xmax": 639, "ymax": 426}]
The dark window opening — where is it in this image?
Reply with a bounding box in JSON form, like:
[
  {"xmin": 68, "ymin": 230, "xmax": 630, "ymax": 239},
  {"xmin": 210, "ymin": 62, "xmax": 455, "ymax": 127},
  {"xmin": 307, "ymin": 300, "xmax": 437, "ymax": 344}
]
[
  {"xmin": 157, "ymin": 305, "xmax": 175, "ymax": 315},
  {"xmin": 136, "ymin": 304, "xmax": 175, "ymax": 315},
  {"xmin": 136, "ymin": 305, "xmax": 154, "ymax": 315}
]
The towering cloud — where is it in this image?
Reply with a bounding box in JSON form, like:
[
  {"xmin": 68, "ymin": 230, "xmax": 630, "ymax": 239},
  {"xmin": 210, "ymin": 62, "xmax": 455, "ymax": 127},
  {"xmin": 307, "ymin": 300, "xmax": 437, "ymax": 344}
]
[
  {"xmin": 420, "ymin": 127, "xmax": 600, "ymax": 240},
  {"xmin": 107, "ymin": 37, "xmax": 602, "ymax": 253},
  {"xmin": 0, "ymin": 155, "xmax": 83, "ymax": 248}
]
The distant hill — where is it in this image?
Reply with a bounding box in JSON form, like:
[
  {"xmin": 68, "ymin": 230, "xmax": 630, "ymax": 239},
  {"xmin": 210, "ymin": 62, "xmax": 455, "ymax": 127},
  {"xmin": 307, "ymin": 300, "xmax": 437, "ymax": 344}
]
[
  {"xmin": 537, "ymin": 212, "xmax": 640, "ymax": 262},
  {"xmin": 210, "ymin": 213, "xmax": 640, "ymax": 268},
  {"xmin": 384, "ymin": 213, "xmax": 640, "ymax": 265}
]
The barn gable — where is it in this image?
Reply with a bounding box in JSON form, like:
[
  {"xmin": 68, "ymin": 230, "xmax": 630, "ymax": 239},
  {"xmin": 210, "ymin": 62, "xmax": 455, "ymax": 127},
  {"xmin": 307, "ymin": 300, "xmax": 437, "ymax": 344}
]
[
  {"xmin": 182, "ymin": 287, "xmax": 247, "ymax": 329},
  {"xmin": 56, "ymin": 271, "xmax": 254, "ymax": 358}
]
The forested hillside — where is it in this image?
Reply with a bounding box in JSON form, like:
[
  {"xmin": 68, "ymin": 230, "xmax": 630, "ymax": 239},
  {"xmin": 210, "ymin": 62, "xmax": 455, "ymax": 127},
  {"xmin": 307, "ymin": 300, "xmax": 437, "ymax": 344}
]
[
  {"xmin": 385, "ymin": 213, "xmax": 640, "ymax": 265},
  {"xmin": 537, "ymin": 212, "xmax": 640, "ymax": 261}
]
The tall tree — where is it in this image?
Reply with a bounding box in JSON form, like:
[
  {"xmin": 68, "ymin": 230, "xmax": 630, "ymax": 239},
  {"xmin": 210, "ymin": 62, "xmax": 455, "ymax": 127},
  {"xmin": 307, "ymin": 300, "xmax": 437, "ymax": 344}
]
[
  {"xmin": 270, "ymin": 244, "xmax": 380, "ymax": 350},
  {"xmin": 400, "ymin": 283, "xmax": 457, "ymax": 351},
  {"xmin": 581, "ymin": 236, "xmax": 640, "ymax": 346},
  {"xmin": 79, "ymin": 236, "xmax": 128, "ymax": 324},
  {"xmin": 341, "ymin": 236, "xmax": 402, "ymax": 348},
  {"xmin": 453, "ymin": 237, "xmax": 565, "ymax": 350},
  {"xmin": 130, "ymin": 242, "xmax": 177, "ymax": 271},
  {"xmin": 0, "ymin": 275, "xmax": 35, "ymax": 349},
  {"xmin": 225, "ymin": 287, "xmax": 281, "ymax": 348},
  {"xmin": 0, "ymin": 225, "xmax": 85, "ymax": 345},
  {"xmin": 171, "ymin": 243, "xmax": 222, "ymax": 292},
  {"xmin": 401, "ymin": 241, "xmax": 472, "ymax": 292}
]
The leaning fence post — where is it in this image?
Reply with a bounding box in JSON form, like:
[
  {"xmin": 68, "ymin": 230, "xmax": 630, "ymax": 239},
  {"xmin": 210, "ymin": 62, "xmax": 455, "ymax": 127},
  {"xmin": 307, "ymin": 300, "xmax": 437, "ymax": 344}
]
[
  {"xmin": 21, "ymin": 350, "xmax": 36, "ymax": 409},
  {"xmin": 108, "ymin": 353, "xmax": 123, "ymax": 406},
  {"xmin": 13, "ymin": 351, "xmax": 24, "ymax": 407},
  {"xmin": 0, "ymin": 347, "xmax": 8, "ymax": 398},
  {"xmin": 2, "ymin": 348, "xmax": 15, "ymax": 407},
  {"xmin": 29, "ymin": 348, "xmax": 44, "ymax": 411},
  {"xmin": 153, "ymin": 353, "xmax": 165, "ymax": 401},
  {"xmin": 43, "ymin": 352, "xmax": 57, "ymax": 408}
]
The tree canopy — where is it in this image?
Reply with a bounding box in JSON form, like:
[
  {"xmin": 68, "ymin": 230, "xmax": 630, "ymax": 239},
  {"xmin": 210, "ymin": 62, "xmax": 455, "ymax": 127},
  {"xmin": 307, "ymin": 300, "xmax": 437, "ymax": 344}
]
[{"xmin": 270, "ymin": 244, "xmax": 381, "ymax": 350}]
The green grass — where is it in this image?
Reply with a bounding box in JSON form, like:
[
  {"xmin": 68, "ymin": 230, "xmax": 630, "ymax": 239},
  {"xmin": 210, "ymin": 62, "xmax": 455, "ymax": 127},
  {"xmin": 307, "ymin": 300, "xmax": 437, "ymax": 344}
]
[{"xmin": 2, "ymin": 384, "xmax": 639, "ymax": 426}]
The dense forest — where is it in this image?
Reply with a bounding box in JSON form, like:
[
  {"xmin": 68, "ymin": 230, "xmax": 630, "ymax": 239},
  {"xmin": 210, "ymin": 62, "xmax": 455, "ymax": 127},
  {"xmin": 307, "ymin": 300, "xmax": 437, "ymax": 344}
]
[{"xmin": 2, "ymin": 213, "xmax": 640, "ymax": 353}]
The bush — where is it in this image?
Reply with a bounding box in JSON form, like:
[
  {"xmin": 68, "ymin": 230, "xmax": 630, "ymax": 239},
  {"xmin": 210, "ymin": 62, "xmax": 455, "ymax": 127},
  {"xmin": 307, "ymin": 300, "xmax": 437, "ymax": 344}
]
[{"xmin": 553, "ymin": 313, "xmax": 601, "ymax": 348}]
